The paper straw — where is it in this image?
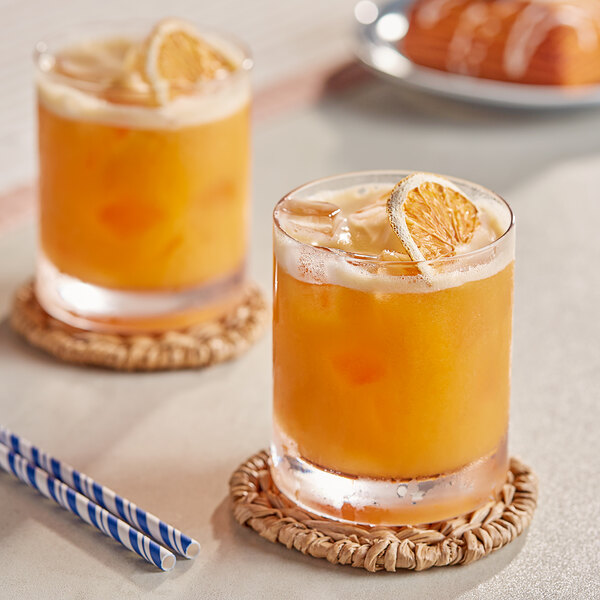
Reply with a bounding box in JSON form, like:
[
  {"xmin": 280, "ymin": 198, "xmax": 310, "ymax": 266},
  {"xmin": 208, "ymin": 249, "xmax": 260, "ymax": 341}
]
[
  {"xmin": 0, "ymin": 425, "xmax": 200, "ymax": 559},
  {"xmin": 0, "ymin": 441, "xmax": 176, "ymax": 571}
]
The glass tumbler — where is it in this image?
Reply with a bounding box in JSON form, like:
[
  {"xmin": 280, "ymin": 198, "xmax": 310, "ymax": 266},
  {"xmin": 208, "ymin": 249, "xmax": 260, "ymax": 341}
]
[
  {"xmin": 35, "ymin": 21, "xmax": 252, "ymax": 332},
  {"xmin": 271, "ymin": 171, "xmax": 515, "ymax": 526}
]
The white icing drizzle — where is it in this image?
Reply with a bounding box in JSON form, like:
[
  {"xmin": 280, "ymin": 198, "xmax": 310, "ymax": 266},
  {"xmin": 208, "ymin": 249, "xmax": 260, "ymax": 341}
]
[
  {"xmin": 505, "ymin": 2, "xmax": 599, "ymax": 78},
  {"xmin": 416, "ymin": 0, "xmax": 468, "ymax": 28},
  {"xmin": 447, "ymin": 3, "xmax": 494, "ymax": 75},
  {"xmin": 413, "ymin": 0, "xmax": 600, "ymax": 80}
]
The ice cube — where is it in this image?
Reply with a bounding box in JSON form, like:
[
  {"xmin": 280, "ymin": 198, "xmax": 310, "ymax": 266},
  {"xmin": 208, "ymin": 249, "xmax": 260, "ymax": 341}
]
[
  {"xmin": 345, "ymin": 197, "xmax": 407, "ymax": 255},
  {"xmin": 279, "ymin": 198, "xmax": 341, "ymax": 238}
]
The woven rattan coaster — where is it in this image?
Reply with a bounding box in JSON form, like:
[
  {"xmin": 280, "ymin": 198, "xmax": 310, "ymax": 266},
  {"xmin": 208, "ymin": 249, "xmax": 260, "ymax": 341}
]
[
  {"xmin": 10, "ymin": 280, "xmax": 268, "ymax": 371},
  {"xmin": 230, "ymin": 450, "xmax": 538, "ymax": 572}
]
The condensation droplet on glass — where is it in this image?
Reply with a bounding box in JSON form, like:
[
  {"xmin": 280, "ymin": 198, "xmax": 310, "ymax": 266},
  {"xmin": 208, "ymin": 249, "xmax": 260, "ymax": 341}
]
[{"xmin": 412, "ymin": 490, "xmax": 425, "ymax": 502}]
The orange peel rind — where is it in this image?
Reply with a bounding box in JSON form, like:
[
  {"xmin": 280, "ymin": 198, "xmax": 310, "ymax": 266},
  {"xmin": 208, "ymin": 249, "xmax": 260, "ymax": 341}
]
[
  {"xmin": 387, "ymin": 173, "xmax": 480, "ymax": 281},
  {"xmin": 142, "ymin": 18, "xmax": 235, "ymax": 105}
]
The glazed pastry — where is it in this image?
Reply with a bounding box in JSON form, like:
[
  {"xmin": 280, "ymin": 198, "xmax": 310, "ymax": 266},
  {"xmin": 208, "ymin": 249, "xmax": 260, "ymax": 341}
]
[{"xmin": 403, "ymin": 0, "xmax": 600, "ymax": 86}]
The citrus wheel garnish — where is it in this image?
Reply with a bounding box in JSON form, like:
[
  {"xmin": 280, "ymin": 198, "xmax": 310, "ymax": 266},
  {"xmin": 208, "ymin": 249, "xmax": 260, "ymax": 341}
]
[
  {"xmin": 386, "ymin": 173, "xmax": 480, "ymax": 280},
  {"xmin": 141, "ymin": 18, "xmax": 235, "ymax": 105}
]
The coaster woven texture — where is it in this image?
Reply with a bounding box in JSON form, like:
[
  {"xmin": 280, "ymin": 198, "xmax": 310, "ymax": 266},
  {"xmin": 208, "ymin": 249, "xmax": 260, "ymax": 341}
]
[
  {"xmin": 230, "ymin": 450, "xmax": 538, "ymax": 572},
  {"xmin": 11, "ymin": 280, "xmax": 268, "ymax": 371}
]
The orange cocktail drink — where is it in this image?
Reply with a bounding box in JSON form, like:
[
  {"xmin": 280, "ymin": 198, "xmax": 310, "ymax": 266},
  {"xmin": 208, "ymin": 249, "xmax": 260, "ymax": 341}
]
[
  {"xmin": 272, "ymin": 171, "xmax": 515, "ymax": 525},
  {"xmin": 35, "ymin": 20, "xmax": 251, "ymax": 331}
]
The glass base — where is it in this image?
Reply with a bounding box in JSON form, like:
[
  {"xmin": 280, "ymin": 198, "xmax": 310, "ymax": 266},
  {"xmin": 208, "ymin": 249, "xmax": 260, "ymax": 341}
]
[
  {"xmin": 270, "ymin": 426, "xmax": 509, "ymax": 526},
  {"xmin": 36, "ymin": 253, "xmax": 245, "ymax": 333}
]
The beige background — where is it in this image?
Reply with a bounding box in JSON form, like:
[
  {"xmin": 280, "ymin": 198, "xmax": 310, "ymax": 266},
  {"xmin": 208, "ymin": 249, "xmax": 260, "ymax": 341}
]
[{"xmin": 1, "ymin": 77, "xmax": 600, "ymax": 597}]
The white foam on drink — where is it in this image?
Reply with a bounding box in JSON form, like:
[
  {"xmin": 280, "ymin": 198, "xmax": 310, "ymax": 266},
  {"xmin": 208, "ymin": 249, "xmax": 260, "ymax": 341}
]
[
  {"xmin": 274, "ymin": 182, "xmax": 515, "ymax": 294},
  {"xmin": 37, "ymin": 34, "xmax": 250, "ymax": 129}
]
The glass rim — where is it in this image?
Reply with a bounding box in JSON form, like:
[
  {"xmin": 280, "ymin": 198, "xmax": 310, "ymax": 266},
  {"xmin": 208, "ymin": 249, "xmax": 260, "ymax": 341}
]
[
  {"xmin": 33, "ymin": 18, "xmax": 253, "ymax": 96},
  {"xmin": 273, "ymin": 170, "xmax": 515, "ymax": 267}
]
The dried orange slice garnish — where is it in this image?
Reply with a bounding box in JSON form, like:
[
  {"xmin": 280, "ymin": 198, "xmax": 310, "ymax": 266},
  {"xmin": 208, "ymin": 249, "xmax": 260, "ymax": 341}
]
[
  {"xmin": 387, "ymin": 173, "xmax": 479, "ymax": 279},
  {"xmin": 141, "ymin": 18, "xmax": 235, "ymax": 105}
]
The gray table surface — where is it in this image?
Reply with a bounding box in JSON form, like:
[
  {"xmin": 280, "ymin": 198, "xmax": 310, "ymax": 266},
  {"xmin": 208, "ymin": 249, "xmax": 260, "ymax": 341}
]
[{"xmin": 1, "ymin": 79, "xmax": 600, "ymax": 599}]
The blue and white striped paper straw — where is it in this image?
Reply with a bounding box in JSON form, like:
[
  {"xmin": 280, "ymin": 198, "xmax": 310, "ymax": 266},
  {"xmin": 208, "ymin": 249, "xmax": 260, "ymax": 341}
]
[
  {"xmin": 0, "ymin": 425, "xmax": 200, "ymax": 559},
  {"xmin": 0, "ymin": 442, "xmax": 176, "ymax": 571}
]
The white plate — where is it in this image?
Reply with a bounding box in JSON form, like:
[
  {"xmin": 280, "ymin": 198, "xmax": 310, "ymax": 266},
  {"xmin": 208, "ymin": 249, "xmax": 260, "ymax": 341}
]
[{"xmin": 354, "ymin": 0, "xmax": 600, "ymax": 109}]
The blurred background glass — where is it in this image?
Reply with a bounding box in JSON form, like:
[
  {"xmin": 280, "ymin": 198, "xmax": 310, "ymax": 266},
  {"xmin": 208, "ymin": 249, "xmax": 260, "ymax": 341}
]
[{"xmin": 0, "ymin": 0, "xmax": 358, "ymax": 191}]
